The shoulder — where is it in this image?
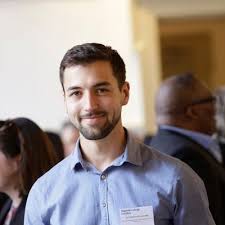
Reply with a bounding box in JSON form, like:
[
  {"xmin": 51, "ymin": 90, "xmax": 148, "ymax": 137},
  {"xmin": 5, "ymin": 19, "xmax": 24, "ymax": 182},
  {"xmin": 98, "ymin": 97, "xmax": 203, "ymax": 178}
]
[
  {"xmin": 30, "ymin": 155, "xmax": 73, "ymax": 197},
  {"xmin": 151, "ymin": 129, "xmax": 194, "ymax": 147},
  {"xmin": 151, "ymin": 130, "xmax": 205, "ymax": 157},
  {"xmin": 139, "ymin": 142, "xmax": 205, "ymax": 187},
  {"xmin": 128, "ymin": 132, "xmax": 204, "ymax": 185}
]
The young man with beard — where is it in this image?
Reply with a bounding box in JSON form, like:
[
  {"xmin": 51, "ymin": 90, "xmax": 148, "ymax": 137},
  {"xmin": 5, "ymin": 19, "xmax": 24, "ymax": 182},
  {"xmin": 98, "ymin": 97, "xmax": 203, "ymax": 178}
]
[{"xmin": 24, "ymin": 43, "xmax": 215, "ymax": 225}]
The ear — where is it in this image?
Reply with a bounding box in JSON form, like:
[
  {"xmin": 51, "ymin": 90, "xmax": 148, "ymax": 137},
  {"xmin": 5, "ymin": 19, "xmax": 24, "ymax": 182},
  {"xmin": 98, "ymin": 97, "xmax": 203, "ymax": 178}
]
[
  {"xmin": 186, "ymin": 105, "xmax": 199, "ymax": 119},
  {"xmin": 121, "ymin": 81, "xmax": 130, "ymax": 106}
]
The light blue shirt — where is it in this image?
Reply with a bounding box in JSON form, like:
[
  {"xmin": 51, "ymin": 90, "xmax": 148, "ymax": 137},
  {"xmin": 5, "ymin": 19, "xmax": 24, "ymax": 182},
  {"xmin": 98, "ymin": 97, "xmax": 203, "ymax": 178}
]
[
  {"xmin": 160, "ymin": 125, "xmax": 222, "ymax": 162},
  {"xmin": 24, "ymin": 131, "xmax": 215, "ymax": 225}
]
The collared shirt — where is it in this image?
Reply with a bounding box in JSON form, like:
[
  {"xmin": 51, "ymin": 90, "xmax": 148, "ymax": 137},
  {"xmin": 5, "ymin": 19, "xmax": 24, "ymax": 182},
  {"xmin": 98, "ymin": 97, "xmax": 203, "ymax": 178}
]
[
  {"xmin": 160, "ymin": 125, "xmax": 223, "ymax": 163},
  {"xmin": 24, "ymin": 131, "xmax": 215, "ymax": 225}
]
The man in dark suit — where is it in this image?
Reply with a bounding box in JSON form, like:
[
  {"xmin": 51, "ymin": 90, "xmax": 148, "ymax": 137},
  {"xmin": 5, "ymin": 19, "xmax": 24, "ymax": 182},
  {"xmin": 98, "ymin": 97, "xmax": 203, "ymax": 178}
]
[{"xmin": 149, "ymin": 73, "xmax": 225, "ymax": 225}]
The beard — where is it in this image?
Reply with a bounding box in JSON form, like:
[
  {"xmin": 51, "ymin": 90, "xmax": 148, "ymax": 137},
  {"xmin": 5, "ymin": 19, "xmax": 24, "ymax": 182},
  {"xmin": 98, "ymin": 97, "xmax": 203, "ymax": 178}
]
[{"xmin": 74, "ymin": 110, "xmax": 121, "ymax": 140}]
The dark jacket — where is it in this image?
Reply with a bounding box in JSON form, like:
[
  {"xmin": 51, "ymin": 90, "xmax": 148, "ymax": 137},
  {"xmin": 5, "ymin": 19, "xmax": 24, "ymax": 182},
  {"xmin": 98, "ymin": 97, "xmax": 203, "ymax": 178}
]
[
  {"xmin": 216, "ymin": 137, "xmax": 225, "ymax": 168},
  {"xmin": 150, "ymin": 128, "xmax": 225, "ymax": 225},
  {"xmin": 0, "ymin": 194, "xmax": 8, "ymax": 211},
  {"xmin": 0, "ymin": 197, "xmax": 27, "ymax": 225}
]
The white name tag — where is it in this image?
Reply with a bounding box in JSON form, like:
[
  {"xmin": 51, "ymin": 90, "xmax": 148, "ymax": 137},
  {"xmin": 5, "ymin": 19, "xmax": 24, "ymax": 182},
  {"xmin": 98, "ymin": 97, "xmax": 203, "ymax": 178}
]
[{"xmin": 120, "ymin": 206, "xmax": 155, "ymax": 225}]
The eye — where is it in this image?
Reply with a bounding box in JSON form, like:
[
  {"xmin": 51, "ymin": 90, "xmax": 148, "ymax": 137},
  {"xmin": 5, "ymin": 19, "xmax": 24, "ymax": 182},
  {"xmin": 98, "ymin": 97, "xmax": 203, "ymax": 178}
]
[
  {"xmin": 69, "ymin": 90, "xmax": 82, "ymax": 97},
  {"xmin": 96, "ymin": 88, "xmax": 109, "ymax": 95}
]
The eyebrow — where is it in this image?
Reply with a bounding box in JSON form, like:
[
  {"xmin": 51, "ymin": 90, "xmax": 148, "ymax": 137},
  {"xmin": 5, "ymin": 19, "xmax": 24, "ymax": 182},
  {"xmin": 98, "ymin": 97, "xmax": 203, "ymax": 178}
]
[
  {"xmin": 93, "ymin": 82, "xmax": 111, "ymax": 88},
  {"xmin": 66, "ymin": 82, "xmax": 111, "ymax": 92}
]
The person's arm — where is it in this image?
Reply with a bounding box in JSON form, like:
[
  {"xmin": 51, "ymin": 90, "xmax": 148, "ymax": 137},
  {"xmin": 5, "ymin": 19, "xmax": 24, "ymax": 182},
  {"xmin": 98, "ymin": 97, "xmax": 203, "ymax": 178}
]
[
  {"xmin": 24, "ymin": 185, "xmax": 45, "ymax": 225},
  {"xmin": 173, "ymin": 163, "xmax": 216, "ymax": 225}
]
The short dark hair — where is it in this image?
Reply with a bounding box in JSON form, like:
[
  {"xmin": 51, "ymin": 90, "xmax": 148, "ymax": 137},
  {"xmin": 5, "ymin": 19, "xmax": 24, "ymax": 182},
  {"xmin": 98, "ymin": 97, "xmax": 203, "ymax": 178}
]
[
  {"xmin": 0, "ymin": 118, "xmax": 58, "ymax": 197},
  {"xmin": 59, "ymin": 43, "xmax": 126, "ymax": 91}
]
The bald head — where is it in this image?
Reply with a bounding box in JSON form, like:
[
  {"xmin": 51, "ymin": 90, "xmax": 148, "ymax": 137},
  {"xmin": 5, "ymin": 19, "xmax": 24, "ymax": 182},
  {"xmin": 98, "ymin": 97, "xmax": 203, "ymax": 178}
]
[{"xmin": 155, "ymin": 73, "xmax": 215, "ymax": 134}]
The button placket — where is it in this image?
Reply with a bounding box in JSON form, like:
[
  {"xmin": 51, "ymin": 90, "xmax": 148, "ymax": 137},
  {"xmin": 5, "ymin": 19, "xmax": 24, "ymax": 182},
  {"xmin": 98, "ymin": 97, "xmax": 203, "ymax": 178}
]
[
  {"xmin": 99, "ymin": 172, "xmax": 109, "ymax": 224},
  {"xmin": 101, "ymin": 174, "xmax": 107, "ymax": 180}
]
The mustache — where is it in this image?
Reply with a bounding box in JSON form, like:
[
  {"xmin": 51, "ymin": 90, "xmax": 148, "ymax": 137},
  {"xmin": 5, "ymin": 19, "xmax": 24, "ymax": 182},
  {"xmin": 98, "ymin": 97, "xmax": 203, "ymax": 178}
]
[{"xmin": 80, "ymin": 111, "xmax": 106, "ymax": 119}]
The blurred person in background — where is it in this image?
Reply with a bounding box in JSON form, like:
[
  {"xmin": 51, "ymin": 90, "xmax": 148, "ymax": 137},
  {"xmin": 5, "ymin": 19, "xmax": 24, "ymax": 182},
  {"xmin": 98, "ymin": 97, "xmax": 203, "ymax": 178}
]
[
  {"xmin": 0, "ymin": 118, "xmax": 58, "ymax": 225},
  {"xmin": 60, "ymin": 121, "xmax": 79, "ymax": 157},
  {"xmin": 149, "ymin": 73, "xmax": 225, "ymax": 225},
  {"xmin": 46, "ymin": 131, "xmax": 64, "ymax": 162}
]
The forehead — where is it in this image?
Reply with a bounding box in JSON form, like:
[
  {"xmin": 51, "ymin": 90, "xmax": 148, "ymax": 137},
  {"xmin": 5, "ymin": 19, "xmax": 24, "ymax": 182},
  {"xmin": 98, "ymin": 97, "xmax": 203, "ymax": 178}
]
[{"xmin": 63, "ymin": 61, "xmax": 117, "ymax": 90}]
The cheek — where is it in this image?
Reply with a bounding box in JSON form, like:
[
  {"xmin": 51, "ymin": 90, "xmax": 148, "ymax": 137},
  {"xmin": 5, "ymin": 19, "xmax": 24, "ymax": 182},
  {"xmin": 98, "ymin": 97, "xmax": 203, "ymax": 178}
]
[
  {"xmin": 206, "ymin": 106, "xmax": 215, "ymax": 118},
  {"xmin": 108, "ymin": 102, "xmax": 123, "ymax": 118},
  {"xmin": 0, "ymin": 153, "xmax": 19, "ymax": 178},
  {"xmin": 0, "ymin": 155, "xmax": 8, "ymax": 173},
  {"xmin": 0, "ymin": 160, "xmax": 14, "ymax": 180},
  {"xmin": 66, "ymin": 100, "xmax": 79, "ymax": 116},
  {"xmin": 66, "ymin": 105, "xmax": 81, "ymax": 126},
  {"xmin": 104, "ymin": 95, "xmax": 121, "ymax": 107}
]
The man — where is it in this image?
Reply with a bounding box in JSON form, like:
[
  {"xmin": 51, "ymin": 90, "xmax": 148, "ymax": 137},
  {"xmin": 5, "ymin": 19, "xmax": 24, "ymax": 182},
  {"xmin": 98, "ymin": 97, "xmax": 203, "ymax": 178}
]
[
  {"xmin": 149, "ymin": 73, "xmax": 225, "ymax": 225},
  {"xmin": 24, "ymin": 44, "xmax": 215, "ymax": 225}
]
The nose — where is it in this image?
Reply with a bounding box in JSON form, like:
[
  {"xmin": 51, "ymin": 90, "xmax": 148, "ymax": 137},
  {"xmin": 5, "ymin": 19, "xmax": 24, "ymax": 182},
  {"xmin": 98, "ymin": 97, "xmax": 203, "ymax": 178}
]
[{"xmin": 83, "ymin": 91, "xmax": 98, "ymax": 111}]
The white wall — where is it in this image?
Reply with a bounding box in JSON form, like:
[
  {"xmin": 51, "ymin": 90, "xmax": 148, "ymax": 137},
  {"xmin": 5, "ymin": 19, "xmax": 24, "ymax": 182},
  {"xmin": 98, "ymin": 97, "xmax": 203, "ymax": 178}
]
[{"xmin": 0, "ymin": 0, "xmax": 147, "ymax": 131}]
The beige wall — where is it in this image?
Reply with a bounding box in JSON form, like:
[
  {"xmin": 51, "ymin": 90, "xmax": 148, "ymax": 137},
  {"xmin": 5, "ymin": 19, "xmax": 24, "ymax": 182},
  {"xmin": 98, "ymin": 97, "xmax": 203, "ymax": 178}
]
[
  {"xmin": 160, "ymin": 16, "xmax": 225, "ymax": 90},
  {"xmin": 131, "ymin": 2, "xmax": 162, "ymax": 133}
]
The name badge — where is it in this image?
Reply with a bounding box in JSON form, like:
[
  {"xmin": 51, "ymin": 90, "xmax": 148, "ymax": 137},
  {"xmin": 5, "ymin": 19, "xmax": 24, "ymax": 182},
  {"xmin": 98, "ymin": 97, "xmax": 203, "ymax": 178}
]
[{"xmin": 120, "ymin": 206, "xmax": 155, "ymax": 225}]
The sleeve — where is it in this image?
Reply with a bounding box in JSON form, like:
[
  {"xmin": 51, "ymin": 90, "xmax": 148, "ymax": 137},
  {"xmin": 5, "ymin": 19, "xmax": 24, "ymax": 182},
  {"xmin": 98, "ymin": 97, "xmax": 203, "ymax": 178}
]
[
  {"xmin": 24, "ymin": 184, "xmax": 45, "ymax": 225},
  {"xmin": 173, "ymin": 163, "xmax": 216, "ymax": 225}
]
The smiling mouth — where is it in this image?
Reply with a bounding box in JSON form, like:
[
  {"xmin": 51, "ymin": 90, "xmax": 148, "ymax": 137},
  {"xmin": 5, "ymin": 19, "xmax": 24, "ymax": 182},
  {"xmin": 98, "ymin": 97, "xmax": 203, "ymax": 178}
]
[
  {"xmin": 80, "ymin": 112, "xmax": 106, "ymax": 124},
  {"xmin": 80, "ymin": 112, "xmax": 106, "ymax": 120},
  {"xmin": 81, "ymin": 114, "xmax": 106, "ymax": 126}
]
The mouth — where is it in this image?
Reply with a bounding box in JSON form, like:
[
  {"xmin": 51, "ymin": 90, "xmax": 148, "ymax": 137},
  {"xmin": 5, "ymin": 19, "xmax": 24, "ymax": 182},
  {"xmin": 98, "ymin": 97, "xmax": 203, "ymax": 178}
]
[
  {"xmin": 80, "ymin": 112, "xmax": 105, "ymax": 119},
  {"xmin": 80, "ymin": 112, "xmax": 106, "ymax": 125}
]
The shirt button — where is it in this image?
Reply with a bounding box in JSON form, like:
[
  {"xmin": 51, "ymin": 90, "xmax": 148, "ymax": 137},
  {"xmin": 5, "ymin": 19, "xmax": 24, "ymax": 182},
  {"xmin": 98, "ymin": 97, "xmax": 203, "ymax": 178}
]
[
  {"xmin": 102, "ymin": 203, "xmax": 107, "ymax": 207},
  {"xmin": 101, "ymin": 174, "xmax": 107, "ymax": 180}
]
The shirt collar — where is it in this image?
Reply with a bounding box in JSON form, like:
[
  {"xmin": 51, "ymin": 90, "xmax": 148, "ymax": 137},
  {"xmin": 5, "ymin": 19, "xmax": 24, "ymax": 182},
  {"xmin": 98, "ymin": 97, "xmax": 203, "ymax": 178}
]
[
  {"xmin": 69, "ymin": 138, "xmax": 85, "ymax": 170},
  {"xmin": 122, "ymin": 130, "xmax": 143, "ymax": 166},
  {"xmin": 160, "ymin": 125, "xmax": 214, "ymax": 149},
  {"xmin": 69, "ymin": 130, "xmax": 143, "ymax": 171}
]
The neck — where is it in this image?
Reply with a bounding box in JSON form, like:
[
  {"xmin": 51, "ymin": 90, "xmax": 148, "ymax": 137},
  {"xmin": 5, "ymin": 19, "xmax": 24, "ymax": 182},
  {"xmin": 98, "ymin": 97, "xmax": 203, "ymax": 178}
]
[
  {"xmin": 5, "ymin": 188, "xmax": 22, "ymax": 208},
  {"xmin": 79, "ymin": 121, "xmax": 126, "ymax": 172}
]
